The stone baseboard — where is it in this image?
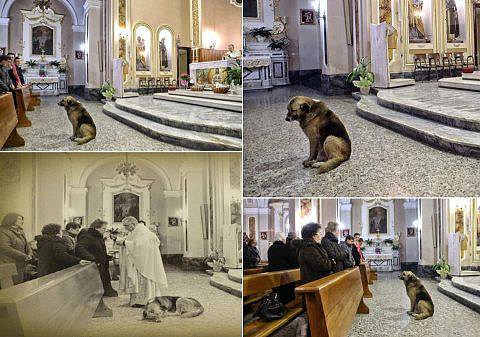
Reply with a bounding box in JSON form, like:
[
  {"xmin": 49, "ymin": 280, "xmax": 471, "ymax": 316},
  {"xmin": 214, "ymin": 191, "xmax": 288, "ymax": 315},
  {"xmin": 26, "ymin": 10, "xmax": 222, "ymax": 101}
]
[
  {"xmin": 321, "ymin": 73, "xmax": 353, "ymax": 96},
  {"xmin": 289, "ymin": 69, "xmax": 322, "ymax": 91},
  {"xmin": 181, "ymin": 257, "xmax": 206, "ymax": 271},
  {"xmin": 84, "ymin": 88, "xmax": 103, "ymax": 101},
  {"xmin": 68, "ymin": 85, "xmax": 85, "ymax": 96}
]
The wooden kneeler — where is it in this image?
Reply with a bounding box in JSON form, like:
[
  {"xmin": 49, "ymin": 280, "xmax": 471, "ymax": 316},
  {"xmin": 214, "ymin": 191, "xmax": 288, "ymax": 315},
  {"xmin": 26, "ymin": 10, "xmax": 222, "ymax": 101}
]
[{"xmin": 0, "ymin": 93, "xmax": 25, "ymax": 149}]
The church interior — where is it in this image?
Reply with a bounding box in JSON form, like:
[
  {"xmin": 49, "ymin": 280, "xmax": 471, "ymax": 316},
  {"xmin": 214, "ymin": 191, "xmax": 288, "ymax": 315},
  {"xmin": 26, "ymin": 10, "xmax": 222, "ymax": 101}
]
[
  {"xmin": 0, "ymin": 0, "xmax": 242, "ymax": 152},
  {"xmin": 243, "ymin": 0, "xmax": 480, "ymax": 197},
  {"xmin": 243, "ymin": 197, "xmax": 480, "ymax": 337},
  {"xmin": 0, "ymin": 152, "xmax": 242, "ymax": 337}
]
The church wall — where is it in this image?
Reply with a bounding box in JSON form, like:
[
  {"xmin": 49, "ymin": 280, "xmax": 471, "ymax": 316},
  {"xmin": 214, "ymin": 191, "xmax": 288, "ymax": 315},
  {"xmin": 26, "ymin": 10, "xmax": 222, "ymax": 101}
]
[
  {"xmin": 201, "ymin": 0, "xmax": 242, "ymax": 50},
  {"xmin": 420, "ymin": 199, "xmax": 436, "ymax": 266}
]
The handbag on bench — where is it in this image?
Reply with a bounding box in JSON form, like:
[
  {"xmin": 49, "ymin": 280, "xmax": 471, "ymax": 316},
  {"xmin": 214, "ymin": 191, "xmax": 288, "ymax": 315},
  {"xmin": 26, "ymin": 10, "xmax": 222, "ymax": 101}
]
[{"xmin": 256, "ymin": 292, "xmax": 287, "ymax": 321}]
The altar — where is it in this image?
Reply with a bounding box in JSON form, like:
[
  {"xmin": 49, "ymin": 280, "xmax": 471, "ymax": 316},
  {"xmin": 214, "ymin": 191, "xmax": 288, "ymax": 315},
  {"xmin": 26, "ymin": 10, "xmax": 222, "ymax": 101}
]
[
  {"xmin": 189, "ymin": 60, "xmax": 238, "ymax": 86},
  {"xmin": 24, "ymin": 66, "xmax": 67, "ymax": 96},
  {"xmin": 364, "ymin": 249, "xmax": 400, "ymax": 272}
]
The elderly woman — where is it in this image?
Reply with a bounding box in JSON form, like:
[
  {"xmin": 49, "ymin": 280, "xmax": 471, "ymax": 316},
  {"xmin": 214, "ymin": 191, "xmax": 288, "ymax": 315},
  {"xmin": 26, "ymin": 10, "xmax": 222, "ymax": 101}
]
[
  {"xmin": 117, "ymin": 216, "xmax": 168, "ymax": 307},
  {"xmin": 0, "ymin": 213, "xmax": 33, "ymax": 284},
  {"xmin": 298, "ymin": 222, "xmax": 332, "ymax": 284}
]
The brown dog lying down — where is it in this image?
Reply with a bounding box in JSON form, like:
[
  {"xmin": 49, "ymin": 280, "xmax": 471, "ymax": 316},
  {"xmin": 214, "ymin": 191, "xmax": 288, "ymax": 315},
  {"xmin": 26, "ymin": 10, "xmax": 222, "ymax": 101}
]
[
  {"xmin": 58, "ymin": 96, "xmax": 96, "ymax": 145},
  {"xmin": 285, "ymin": 96, "xmax": 351, "ymax": 174},
  {"xmin": 143, "ymin": 296, "xmax": 204, "ymax": 323},
  {"xmin": 399, "ymin": 271, "xmax": 434, "ymax": 320}
]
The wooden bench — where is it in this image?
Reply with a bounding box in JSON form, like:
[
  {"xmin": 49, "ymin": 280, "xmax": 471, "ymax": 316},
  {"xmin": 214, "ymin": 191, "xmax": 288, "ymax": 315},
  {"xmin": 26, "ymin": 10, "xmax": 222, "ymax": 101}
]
[
  {"xmin": 0, "ymin": 92, "xmax": 25, "ymax": 149},
  {"xmin": 0, "ymin": 263, "xmax": 17, "ymax": 289},
  {"xmin": 244, "ymin": 267, "xmax": 265, "ymax": 276},
  {"xmin": 296, "ymin": 267, "xmax": 369, "ymax": 337},
  {"xmin": 0, "ymin": 264, "xmax": 103, "ymax": 337},
  {"xmin": 359, "ymin": 263, "xmax": 373, "ymax": 298},
  {"xmin": 13, "ymin": 87, "xmax": 32, "ymax": 127},
  {"xmin": 244, "ymin": 268, "xmax": 303, "ymax": 337}
]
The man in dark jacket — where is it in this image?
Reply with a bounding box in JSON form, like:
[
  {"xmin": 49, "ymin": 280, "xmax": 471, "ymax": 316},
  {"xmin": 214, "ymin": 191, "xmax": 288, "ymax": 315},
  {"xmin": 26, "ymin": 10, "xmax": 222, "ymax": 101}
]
[
  {"xmin": 9, "ymin": 57, "xmax": 26, "ymax": 88},
  {"xmin": 339, "ymin": 235, "xmax": 356, "ymax": 268},
  {"xmin": 267, "ymin": 232, "xmax": 298, "ymax": 272},
  {"xmin": 298, "ymin": 222, "xmax": 332, "ymax": 284},
  {"xmin": 37, "ymin": 223, "xmax": 88, "ymax": 277},
  {"xmin": 243, "ymin": 238, "xmax": 261, "ymax": 269},
  {"xmin": 62, "ymin": 222, "xmax": 81, "ymax": 255},
  {"xmin": 75, "ymin": 219, "xmax": 118, "ymax": 297},
  {"xmin": 321, "ymin": 221, "xmax": 349, "ymax": 273}
]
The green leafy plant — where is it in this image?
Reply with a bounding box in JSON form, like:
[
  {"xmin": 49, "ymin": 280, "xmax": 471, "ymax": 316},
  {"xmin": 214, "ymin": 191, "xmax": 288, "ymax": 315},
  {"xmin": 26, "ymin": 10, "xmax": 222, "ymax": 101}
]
[
  {"xmin": 353, "ymin": 76, "xmax": 374, "ymax": 89},
  {"xmin": 366, "ymin": 239, "xmax": 373, "ymax": 246},
  {"xmin": 383, "ymin": 238, "xmax": 394, "ymax": 245},
  {"xmin": 268, "ymin": 38, "xmax": 288, "ymax": 51},
  {"xmin": 249, "ymin": 27, "xmax": 272, "ymax": 39},
  {"xmin": 433, "ymin": 257, "xmax": 451, "ymax": 278},
  {"xmin": 392, "ymin": 244, "xmax": 400, "ymax": 251},
  {"xmin": 225, "ymin": 66, "xmax": 242, "ymax": 85},
  {"xmin": 26, "ymin": 60, "xmax": 37, "ymax": 67},
  {"xmin": 203, "ymin": 249, "xmax": 226, "ymax": 272},
  {"xmin": 347, "ymin": 57, "xmax": 374, "ymax": 85},
  {"xmin": 58, "ymin": 67, "xmax": 67, "ymax": 73},
  {"xmin": 50, "ymin": 60, "xmax": 60, "ymax": 67},
  {"xmin": 100, "ymin": 80, "xmax": 116, "ymax": 99}
]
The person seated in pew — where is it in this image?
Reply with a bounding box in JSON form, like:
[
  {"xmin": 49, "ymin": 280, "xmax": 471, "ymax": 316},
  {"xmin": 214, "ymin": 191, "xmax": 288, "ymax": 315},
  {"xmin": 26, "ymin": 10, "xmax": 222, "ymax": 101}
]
[
  {"xmin": 9, "ymin": 57, "xmax": 27, "ymax": 89},
  {"xmin": 244, "ymin": 237, "xmax": 261, "ymax": 269},
  {"xmin": 0, "ymin": 55, "xmax": 17, "ymax": 107},
  {"xmin": 75, "ymin": 219, "xmax": 118, "ymax": 297},
  {"xmin": 267, "ymin": 232, "xmax": 300, "ymax": 304},
  {"xmin": 37, "ymin": 223, "xmax": 91, "ymax": 277},
  {"xmin": 62, "ymin": 222, "xmax": 81, "ymax": 255},
  {"xmin": 322, "ymin": 221, "xmax": 349, "ymax": 273},
  {"xmin": 298, "ymin": 222, "xmax": 332, "ymax": 284},
  {"xmin": 353, "ymin": 233, "xmax": 365, "ymax": 265},
  {"xmin": 339, "ymin": 235, "xmax": 356, "ymax": 268}
]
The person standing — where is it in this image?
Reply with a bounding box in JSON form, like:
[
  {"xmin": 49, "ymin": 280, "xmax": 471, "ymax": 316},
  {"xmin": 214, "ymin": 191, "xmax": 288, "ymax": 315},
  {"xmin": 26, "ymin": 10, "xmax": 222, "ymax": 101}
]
[
  {"xmin": 321, "ymin": 221, "xmax": 349, "ymax": 273},
  {"xmin": 116, "ymin": 216, "xmax": 168, "ymax": 307},
  {"xmin": 62, "ymin": 222, "xmax": 81, "ymax": 255},
  {"xmin": 298, "ymin": 222, "xmax": 332, "ymax": 284},
  {"xmin": 75, "ymin": 219, "xmax": 118, "ymax": 297},
  {"xmin": 353, "ymin": 233, "xmax": 365, "ymax": 265},
  {"xmin": 0, "ymin": 213, "xmax": 33, "ymax": 284},
  {"xmin": 9, "ymin": 57, "xmax": 26, "ymax": 88}
]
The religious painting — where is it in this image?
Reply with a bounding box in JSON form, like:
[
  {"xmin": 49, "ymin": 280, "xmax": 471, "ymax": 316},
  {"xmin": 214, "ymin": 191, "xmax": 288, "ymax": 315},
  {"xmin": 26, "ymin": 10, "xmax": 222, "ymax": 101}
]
[
  {"xmin": 72, "ymin": 216, "xmax": 84, "ymax": 226},
  {"xmin": 134, "ymin": 25, "xmax": 151, "ymax": 72},
  {"xmin": 168, "ymin": 217, "xmax": 179, "ymax": 227},
  {"xmin": 300, "ymin": 9, "xmax": 315, "ymax": 25},
  {"xmin": 260, "ymin": 231, "xmax": 267, "ymax": 240},
  {"xmin": 342, "ymin": 229, "xmax": 350, "ymax": 238},
  {"xmin": 195, "ymin": 68, "xmax": 228, "ymax": 85},
  {"xmin": 369, "ymin": 206, "xmax": 388, "ymax": 234},
  {"xmin": 407, "ymin": 227, "xmax": 416, "ymax": 237},
  {"xmin": 445, "ymin": 0, "xmax": 465, "ymax": 43},
  {"xmin": 75, "ymin": 50, "xmax": 83, "ymax": 60},
  {"xmin": 248, "ymin": 217, "xmax": 256, "ymax": 239},
  {"xmin": 158, "ymin": 28, "xmax": 173, "ymax": 72},
  {"xmin": 408, "ymin": 0, "xmax": 431, "ymax": 43},
  {"xmin": 300, "ymin": 199, "xmax": 312, "ymax": 218},
  {"xmin": 113, "ymin": 192, "xmax": 140, "ymax": 222},
  {"xmin": 32, "ymin": 25, "xmax": 54, "ymax": 55},
  {"xmin": 244, "ymin": 0, "xmax": 260, "ymax": 19},
  {"xmin": 379, "ymin": 0, "xmax": 392, "ymax": 24},
  {"xmin": 0, "ymin": 47, "xmax": 5, "ymax": 55},
  {"xmin": 476, "ymin": 203, "xmax": 480, "ymax": 248}
]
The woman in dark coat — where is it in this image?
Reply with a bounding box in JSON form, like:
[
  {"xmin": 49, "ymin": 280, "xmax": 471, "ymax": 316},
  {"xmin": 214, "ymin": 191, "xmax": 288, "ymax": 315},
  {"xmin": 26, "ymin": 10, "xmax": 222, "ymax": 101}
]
[
  {"xmin": 321, "ymin": 221, "xmax": 349, "ymax": 273},
  {"xmin": 298, "ymin": 222, "xmax": 332, "ymax": 284},
  {"xmin": 244, "ymin": 238, "xmax": 261, "ymax": 269},
  {"xmin": 37, "ymin": 224, "xmax": 85, "ymax": 277},
  {"xmin": 0, "ymin": 213, "xmax": 33, "ymax": 284}
]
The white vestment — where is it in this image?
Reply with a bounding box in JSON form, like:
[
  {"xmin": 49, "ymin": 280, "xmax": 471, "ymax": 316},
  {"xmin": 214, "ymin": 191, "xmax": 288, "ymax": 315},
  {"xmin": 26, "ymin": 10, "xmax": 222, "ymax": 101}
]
[{"xmin": 119, "ymin": 225, "xmax": 168, "ymax": 305}]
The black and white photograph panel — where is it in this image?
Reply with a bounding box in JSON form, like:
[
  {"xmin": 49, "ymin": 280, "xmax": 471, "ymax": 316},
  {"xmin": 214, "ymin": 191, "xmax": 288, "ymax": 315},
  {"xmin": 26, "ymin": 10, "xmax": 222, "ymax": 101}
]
[
  {"xmin": 243, "ymin": 0, "xmax": 480, "ymax": 197},
  {"xmin": 0, "ymin": 152, "xmax": 241, "ymax": 337},
  {"xmin": 0, "ymin": 0, "xmax": 242, "ymax": 152},
  {"xmin": 243, "ymin": 198, "xmax": 480, "ymax": 337}
]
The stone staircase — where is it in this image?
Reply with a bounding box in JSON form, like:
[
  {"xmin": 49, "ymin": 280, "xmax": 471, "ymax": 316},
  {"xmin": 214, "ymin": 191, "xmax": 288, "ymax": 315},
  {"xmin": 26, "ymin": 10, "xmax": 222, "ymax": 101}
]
[
  {"xmin": 103, "ymin": 94, "xmax": 242, "ymax": 151},
  {"xmin": 355, "ymin": 83, "xmax": 480, "ymax": 158},
  {"xmin": 209, "ymin": 269, "xmax": 242, "ymax": 298},
  {"xmin": 438, "ymin": 276, "xmax": 480, "ymax": 314}
]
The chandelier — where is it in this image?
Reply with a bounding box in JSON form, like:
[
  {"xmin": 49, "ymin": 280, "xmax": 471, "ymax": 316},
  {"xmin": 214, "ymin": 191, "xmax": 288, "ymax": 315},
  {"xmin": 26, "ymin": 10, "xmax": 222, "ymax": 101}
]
[
  {"xmin": 230, "ymin": 0, "xmax": 242, "ymax": 7},
  {"xmin": 33, "ymin": 0, "xmax": 51, "ymax": 11},
  {"xmin": 116, "ymin": 154, "xmax": 138, "ymax": 178}
]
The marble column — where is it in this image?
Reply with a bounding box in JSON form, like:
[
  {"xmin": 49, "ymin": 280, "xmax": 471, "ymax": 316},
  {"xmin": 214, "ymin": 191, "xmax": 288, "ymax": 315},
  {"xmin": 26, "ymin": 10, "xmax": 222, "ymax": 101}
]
[
  {"xmin": 72, "ymin": 25, "xmax": 86, "ymax": 87},
  {"xmin": 0, "ymin": 18, "xmax": 9, "ymax": 51},
  {"xmin": 163, "ymin": 191, "xmax": 183, "ymax": 255},
  {"xmin": 84, "ymin": 0, "xmax": 103, "ymax": 98},
  {"xmin": 404, "ymin": 199, "xmax": 419, "ymax": 263},
  {"xmin": 68, "ymin": 187, "xmax": 88, "ymax": 224}
]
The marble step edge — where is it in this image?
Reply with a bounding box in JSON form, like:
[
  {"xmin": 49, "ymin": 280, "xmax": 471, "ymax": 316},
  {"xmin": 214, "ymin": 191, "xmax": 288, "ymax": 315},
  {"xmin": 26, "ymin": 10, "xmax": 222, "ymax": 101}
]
[
  {"xmin": 154, "ymin": 93, "xmax": 242, "ymax": 113},
  {"xmin": 356, "ymin": 97, "xmax": 480, "ymax": 158},
  {"xmin": 114, "ymin": 100, "xmax": 242, "ymax": 138},
  {"xmin": 451, "ymin": 277, "xmax": 480, "ymax": 297},
  {"xmin": 227, "ymin": 269, "xmax": 242, "ymax": 284},
  {"xmin": 168, "ymin": 89, "xmax": 243, "ymax": 102},
  {"xmin": 209, "ymin": 273, "xmax": 242, "ymax": 298},
  {"xmin": 377, "ymin": 91, "xmax": 480, "ymax": 132},
  {"xmin": 103, "ymin": 103, "xmax": 242, "ymax": 151},
  {"xmin": 438, "ymin": 281, "xmax": 480, "ymax": 314}
]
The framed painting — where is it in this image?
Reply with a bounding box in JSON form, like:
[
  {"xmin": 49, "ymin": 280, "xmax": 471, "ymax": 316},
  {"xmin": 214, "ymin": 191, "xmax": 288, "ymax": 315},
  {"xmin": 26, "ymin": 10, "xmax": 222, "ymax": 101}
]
[
  {"xmin": 168, "ymin": 217, "xmax": 180, "ymax": 227},
  {"xmin": 244, "ymin": 0, "xmax": 262, "ymax": 20},
  {"xmin": 368, "ymin": 206, "xmax": 388, "ymax": 234},
  {"xmin": 71, "ymin": 216, "xmax": 84, "ymax": 226},
  {"xmin": 407, "ymin": 227, "xmax": 416, "ymax": 237},
  {"xmin": 113, "ymin": 192, "xmax": 140, "ymax": 223},
  {"xmin": 300, "ymin": 9, "xmax": 315, "ymax": 25},
  {"xmin": 32, "ymin": 25, "xmax": 54, "ymax": 55}
]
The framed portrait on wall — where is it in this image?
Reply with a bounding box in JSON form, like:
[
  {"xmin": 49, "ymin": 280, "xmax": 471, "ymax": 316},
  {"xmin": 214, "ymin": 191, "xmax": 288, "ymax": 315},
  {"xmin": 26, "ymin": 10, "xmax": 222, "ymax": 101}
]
[
  {"xmin": 244, "ymin": 0, "xmax": 262, "ymax": 19},
  {"xmin": 168, "ymin": 217, "xmax": 180, "ymax": 227},
  {"xmin": 342, "ymin": 229, "xmax": 350, "ymax": 238},
  {"xmin": 32, "ymin": 25, "xmax": 54, "ymax": 55},
  {"xmin": 71, "ymin": 216, "xmax": 84, "ymax": 226},
  {"xmin": 260, "ymin": 231, "xmax": 267, "ymax": 240},
  {"xmin": 300, "ymin": 199, "xmax": 312, "ymax": 217},
  {"xmin": 369, "ymin": 206, "xmax": 388, "ymax": 234},
  {"xmin": 0, "ymin": 47, "xmax": 5, "ymax": 55},
  {"xmin": 407, "ymin": 227, "xmax": 416, "ymax": 237},
  {"xmin": 113, "ymin": 192, "xmax": 140, "ymax": 223},
  {"xmin": 300, "ymin": 9, "xmax": 315, "ymax": 25},
  {"xmin": 134, "ymin": 24, "xmax": 152, "ymax": 72},
  {"xmin": 75, "ymin": 50, "xmax": 83, "ymax": 60}
]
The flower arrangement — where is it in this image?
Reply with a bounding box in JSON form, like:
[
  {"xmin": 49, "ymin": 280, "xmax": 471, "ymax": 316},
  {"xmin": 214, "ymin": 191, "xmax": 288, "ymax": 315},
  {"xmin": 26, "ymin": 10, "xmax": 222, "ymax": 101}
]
[
  {"xmin": 26, "ymin": 60, "xmax": 37, "ymax": 67},
  {"xmin": 179, "ymin": 73, "xmax": 190, "ymax": 88},
  {"xmin": 366, "ymin": 238, "xmax": 373, "ymax": 246},
  {"xmin": 50, "ymin": 60, "xmax": 60, "ymax": 67},
  {"xmin": 226, "ymin": 66, "xmax": 242, "ymax": 86},
  {"xmin": 100, "ymin": 81, "xmax": 116, "ymax": 100},
  {"xmin": 433, "ymin": 257, "xmax": 451, "ymax": 279},
  {"xmin": 203, "ymin": 249, "xmax": 226, "ymax": 272},
  {"xmin": 268, "ymin": 38, "xmax": 289, "ymax": 51},
  {"xmin": 249, "ymin": 27, "xmax": 272, "ymax": 39},
  {"xmin": 347, "ymin": 57, "xmax": 375, "ymax": 94},
  {"xmin": 383, "ymin": 238, "xmax": 394, "ymax": 245}
]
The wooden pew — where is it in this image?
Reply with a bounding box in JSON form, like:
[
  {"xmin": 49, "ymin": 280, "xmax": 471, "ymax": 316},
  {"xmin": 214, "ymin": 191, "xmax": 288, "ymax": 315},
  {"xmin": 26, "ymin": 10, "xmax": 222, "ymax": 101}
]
[
  {"xmin": 244, "ymin": 268, "xmax": 303, "ymax": 337},
  {"xmin": 244, "ymin": 267, "xmax": 265, "ymax": 276},
  {"xmin": 295, "ymin": 267, "xmax": 369, "ymax": 337},
  {"xmin": 0, "ymin": 92, "xmax": 25, "ymax": 149},
  {"xmin": 13, "ymin": 87, "xmax": 32, "ymax": 127},
  {"xmin": 0, "ymin": 263, "xmax": 17, "ymax": 289},
  {"xmin": 0, "ymin": 264, "xmax": 103, "ymax": 337},
  {"xmin": 359, "ymin": 263, "xmax": 373, "ymax": 298}
]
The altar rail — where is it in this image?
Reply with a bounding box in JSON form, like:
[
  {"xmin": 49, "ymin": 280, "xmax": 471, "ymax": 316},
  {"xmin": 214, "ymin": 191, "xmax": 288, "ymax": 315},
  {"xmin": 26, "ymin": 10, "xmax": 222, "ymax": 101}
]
[
  {"xmin": 0, "ymin": 93, "xmax": 25, "ymax": 149},
  {"xmin": 0, "ymin": 263, "xmax": 103, "ymax": 337}
]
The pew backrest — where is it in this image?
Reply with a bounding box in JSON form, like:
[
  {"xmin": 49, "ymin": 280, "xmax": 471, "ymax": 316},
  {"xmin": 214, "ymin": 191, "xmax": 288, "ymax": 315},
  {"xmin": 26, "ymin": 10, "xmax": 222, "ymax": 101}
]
[
  {"xmin": 295, "ymin": 267, "xmax": 368, "ymax": 337},
  {"xmin": 244, "ymin": 268, "xmax": 301, "ymax": 297},
  {"xmin": 0, "ymin": 93, "xmax": 19, "ymax": 148},
  {"xmin": 0, "ymin": 263, "xmax": 17, "ymax": 289}
]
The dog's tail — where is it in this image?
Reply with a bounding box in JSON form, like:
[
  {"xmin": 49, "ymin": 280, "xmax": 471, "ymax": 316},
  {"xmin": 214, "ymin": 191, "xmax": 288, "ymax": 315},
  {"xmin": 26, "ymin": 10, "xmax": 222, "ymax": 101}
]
[
  {"xmin": 180, "ymin": 307, "xmax": 204, "ymax": 318},
  {"xmin": 313, "ymin": 157, "xmax": 346, "ymax": 174},
  {"xmin": 412, "ymin": 312, "xmax": 432, "ymax": 320},
  {"xmin": 76, "ymin": 135, "xmax": 95, "ymax": 145}
]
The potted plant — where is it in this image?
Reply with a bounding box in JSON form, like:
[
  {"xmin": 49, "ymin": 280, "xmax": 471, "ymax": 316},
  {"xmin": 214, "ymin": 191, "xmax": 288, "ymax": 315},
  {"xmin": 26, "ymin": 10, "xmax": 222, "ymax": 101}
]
[
  {"xmin": 179, "ymin": 73, "xmax": 190, "ymax": 90},
  {"xmin": 392, "ymin": 243, "xmax": 400, "ymax": 251},
  {"xmin": 204, "ymin": 249, "xmax": 226, "ymax": 273},
  {"xmin": 366, "ymin": 238, "xmax": 373, "ymax": 246},
  {"xmin": 433, "ymin": 257, "xmax": 451, "ymax": 279},
  {"xmin": 26, "ymin": 60, "xmax": 37, "ymax": 68},
  {"xmin": 50, "ymin": 60, "xmax": 60, "ymax": 68},
  {"xmin": 100, "ymin": 81, "xmax": 116, "ymax": 101},
  {"xmin": 347, "ymin": 57, "xmax": 375, "ymax": 94},
  {"xmin": 268, "ymin": 38, "xmax": 288, "ymax": 51},
  {"xmin": 249, "ymin": 27, "xmax": 272, "ymax": 43},
  {"xmin": 383, "ymin": 238, "xmax": 394, "ymax": 246}
]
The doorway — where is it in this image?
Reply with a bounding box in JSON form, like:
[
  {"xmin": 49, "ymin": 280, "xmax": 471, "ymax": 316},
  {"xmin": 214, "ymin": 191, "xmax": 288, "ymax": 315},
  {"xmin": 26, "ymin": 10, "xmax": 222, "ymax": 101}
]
[{"xmin": 177, "ymin": 47, "xmax": 191, "ymax": 79}]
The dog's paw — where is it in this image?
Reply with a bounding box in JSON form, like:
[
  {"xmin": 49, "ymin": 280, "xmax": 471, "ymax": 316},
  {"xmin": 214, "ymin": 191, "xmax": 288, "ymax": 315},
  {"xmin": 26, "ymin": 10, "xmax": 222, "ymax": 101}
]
[
  {"xmin": 69, "ymin": 136, "xmax": 76, "ymax": 141},
  {"xmin": 407, "ymin": 311, "xmax": 414, "ymax": 316},
  {"xmin": 302, "ymin": 160, "xmax": 316, "ymax": 168}
]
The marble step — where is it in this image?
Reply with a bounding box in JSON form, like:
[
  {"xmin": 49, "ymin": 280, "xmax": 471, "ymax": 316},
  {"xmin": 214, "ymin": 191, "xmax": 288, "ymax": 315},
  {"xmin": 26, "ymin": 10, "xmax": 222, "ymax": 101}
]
[
  {"xmin": 103, "ymin": 103, "xmax": 242, "ymax": 151},
  {"xmin": 154, "ymin": 93, "xmax": 242, "ymax": 112},
  {"xmin": 209, "ymin": 272, "xmax": 242, "ymax": 298},
  {"xmin": 438, "ymin": 280, "xmax": 480, "ymax": 314},
  {"xmin": 169, "ymin": 89, "xmax": 242, "ymax": 102},
  {"xmin": 114, "ymin": 99, "xmax": 242, "ymax": 138},
  {"xmin": 227, "ymin": 269, "xmax": 242, "ymax": 284},
  {"xmin": 377, "ymin": 90, "xmax": 480, "ymax": 132},
  {"xmin": 452, "ymin": 277, "xmax": 480, "ymax": 297},
  {"xmin": 357, "ymin": 96, "xmax": 480, "ymax": 158},
  {"xmin": 439, "ymin": 77, "xmax": 480, "ymax": 91}
]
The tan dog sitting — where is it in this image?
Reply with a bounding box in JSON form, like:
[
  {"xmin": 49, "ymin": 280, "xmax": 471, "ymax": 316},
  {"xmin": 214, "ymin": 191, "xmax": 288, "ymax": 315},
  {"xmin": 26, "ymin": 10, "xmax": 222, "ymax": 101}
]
[
  {"xmin": 143, "ymin": 296, "xmax": 204, "ymax": 323},
  {"xmin": 399, "ymin": 271, "xmax": 434, "ymax": 320},
  {"xmin": 285, "ymin": 96, "xmax": 351, "ymax": 173},
  {"xmin": 58, "ymin": 96, "xmax": 96, "ymax": 145}
]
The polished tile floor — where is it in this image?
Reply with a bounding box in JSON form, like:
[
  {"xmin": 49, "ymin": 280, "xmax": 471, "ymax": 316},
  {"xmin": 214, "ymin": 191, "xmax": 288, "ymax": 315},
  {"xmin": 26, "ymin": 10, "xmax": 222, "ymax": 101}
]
[{"xmin": 243, "ymin": 84, "xmax": 480, "ymax": 197}]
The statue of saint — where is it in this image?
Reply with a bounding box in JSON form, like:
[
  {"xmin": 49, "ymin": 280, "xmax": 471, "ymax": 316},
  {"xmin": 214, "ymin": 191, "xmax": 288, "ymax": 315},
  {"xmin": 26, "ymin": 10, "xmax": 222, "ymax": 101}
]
[
  {"xmin": 408, "ymin": 0, "xmax": 427, "ymax": 42},
  {"xmin": 135, "ymin": 36, "xmax": 148, "ymax": 71},
  {"xmin": 159, "ymin": 38, "xmax": 168, "ymax": 70},
  {"xmin": 223, "ymin": 44, "xmax": 241, "ymax": 61}
]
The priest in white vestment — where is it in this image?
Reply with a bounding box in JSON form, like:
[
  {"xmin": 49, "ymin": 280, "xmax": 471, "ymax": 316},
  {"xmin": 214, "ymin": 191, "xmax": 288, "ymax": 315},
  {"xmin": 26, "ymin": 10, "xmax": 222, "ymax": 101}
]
[{"xmin": 118, "ymin": 216, "xmax": 168, "ymax": 306}]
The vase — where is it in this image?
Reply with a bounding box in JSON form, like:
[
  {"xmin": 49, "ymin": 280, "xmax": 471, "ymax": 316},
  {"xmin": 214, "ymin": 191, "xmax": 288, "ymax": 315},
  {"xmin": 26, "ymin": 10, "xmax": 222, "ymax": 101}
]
[
  {"xmin": 360, "ymin": 86, "xmax": 370, "ymax": 95},
  {"xmin": 255, "ymin": 36, "xmax": 266, "ymax": 43}
]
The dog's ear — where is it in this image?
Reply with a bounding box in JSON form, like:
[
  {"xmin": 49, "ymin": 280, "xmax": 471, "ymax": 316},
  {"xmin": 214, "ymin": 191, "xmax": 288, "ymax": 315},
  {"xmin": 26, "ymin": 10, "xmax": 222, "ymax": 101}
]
[{"xmin": 299, "ymin": 102, "xmax": 311, "ymax": 113}]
